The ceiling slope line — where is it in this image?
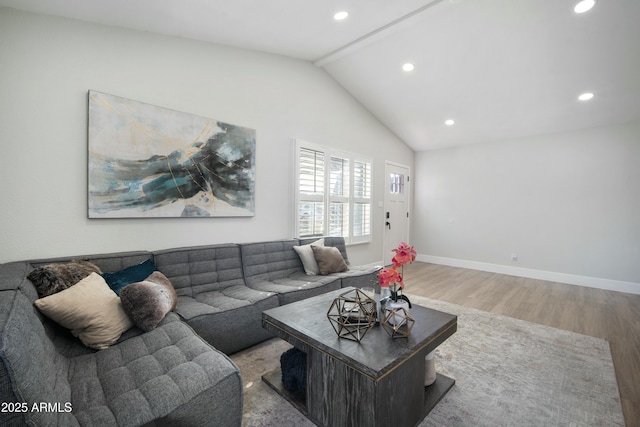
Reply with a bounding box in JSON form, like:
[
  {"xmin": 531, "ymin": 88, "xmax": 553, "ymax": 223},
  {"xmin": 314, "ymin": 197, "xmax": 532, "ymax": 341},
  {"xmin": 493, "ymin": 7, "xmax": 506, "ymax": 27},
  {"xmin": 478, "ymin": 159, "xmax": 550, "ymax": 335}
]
[{"xmin": 313, "ymin": 0, "xmax": 446, "ymax": 68}]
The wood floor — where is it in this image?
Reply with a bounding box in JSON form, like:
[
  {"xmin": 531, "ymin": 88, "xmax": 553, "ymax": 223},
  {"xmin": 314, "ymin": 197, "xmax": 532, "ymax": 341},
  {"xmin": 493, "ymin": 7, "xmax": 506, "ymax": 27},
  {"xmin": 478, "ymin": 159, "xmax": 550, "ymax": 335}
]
[{"xmin": 402, "ymin": 262, "xmax": 640, "ymax": 426}]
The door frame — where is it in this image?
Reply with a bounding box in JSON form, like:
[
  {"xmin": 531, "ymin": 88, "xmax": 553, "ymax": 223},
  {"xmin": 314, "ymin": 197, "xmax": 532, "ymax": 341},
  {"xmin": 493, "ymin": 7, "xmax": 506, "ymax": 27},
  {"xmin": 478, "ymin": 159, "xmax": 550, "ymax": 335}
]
[{"xmin": 382, "ymin": 161, "xmax": 412, "ymax": 266}]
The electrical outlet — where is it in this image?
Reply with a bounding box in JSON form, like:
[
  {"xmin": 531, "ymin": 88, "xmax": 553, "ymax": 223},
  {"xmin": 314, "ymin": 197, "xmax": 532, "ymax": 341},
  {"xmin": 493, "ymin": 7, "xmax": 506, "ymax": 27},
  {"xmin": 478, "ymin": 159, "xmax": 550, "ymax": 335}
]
[{"xmin": 511, "ymin": 253, "xmax": 518, "ymax": 262}]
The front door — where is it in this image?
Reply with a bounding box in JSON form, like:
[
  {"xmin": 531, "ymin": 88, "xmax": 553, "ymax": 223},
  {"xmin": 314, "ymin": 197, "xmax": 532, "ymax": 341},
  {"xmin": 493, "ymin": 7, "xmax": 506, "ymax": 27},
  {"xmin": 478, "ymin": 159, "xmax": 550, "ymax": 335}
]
[{"xmin": 383, "ymin": 162, "xmax": 410, "ymax": 266}]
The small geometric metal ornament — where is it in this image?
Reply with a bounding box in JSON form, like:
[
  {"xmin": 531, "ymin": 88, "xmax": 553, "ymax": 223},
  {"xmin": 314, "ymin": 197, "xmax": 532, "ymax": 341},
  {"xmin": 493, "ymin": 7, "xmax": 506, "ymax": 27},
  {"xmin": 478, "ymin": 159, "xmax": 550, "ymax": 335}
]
[
  {"xmin": 381, "ymin": 306, "xmax": 415, "ymax": 338},
  {"xmin": 327, "ymin": 289, "xmax": 376, "ymax": 342}
]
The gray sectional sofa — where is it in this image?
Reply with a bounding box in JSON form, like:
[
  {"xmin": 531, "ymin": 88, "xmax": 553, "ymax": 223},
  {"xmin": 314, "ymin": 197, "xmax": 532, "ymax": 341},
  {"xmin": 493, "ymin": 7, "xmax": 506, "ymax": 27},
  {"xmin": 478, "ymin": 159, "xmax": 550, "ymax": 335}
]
[{"xmin": 0, "ymin": 237, "xmax": 380, "ymax": 426}]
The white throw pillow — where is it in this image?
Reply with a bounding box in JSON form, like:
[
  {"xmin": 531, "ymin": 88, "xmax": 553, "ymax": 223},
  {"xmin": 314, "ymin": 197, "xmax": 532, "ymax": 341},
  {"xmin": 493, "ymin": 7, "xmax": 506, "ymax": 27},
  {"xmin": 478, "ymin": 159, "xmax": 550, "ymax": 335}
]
[
  {"xmin": 293, "ymin": 238, "xmax": 324, "ymax": 275},
  {"xmin": 34, "ymin": 272, "xmax": 133, "ymax": 349}
]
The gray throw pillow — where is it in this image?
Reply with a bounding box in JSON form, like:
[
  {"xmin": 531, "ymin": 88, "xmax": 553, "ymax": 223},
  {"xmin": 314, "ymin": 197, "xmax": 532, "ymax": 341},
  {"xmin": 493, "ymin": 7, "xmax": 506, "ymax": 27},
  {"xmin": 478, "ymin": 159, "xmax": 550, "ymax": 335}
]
[{"xmin": 311, "ymin": 245, "xmax": 349, "ymax": 275}]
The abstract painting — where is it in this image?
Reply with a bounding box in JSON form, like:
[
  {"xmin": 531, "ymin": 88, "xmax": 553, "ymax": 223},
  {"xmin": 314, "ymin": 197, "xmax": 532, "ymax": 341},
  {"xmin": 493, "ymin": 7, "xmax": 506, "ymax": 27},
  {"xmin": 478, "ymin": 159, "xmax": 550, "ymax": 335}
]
[{"xmin": 88, "ymin": 91, "xmax": 255, "ymax": 218}]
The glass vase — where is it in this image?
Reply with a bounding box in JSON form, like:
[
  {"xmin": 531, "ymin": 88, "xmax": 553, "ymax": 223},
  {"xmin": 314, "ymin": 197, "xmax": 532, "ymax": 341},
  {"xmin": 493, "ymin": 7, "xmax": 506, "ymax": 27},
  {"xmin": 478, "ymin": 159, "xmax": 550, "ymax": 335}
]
[{"xmin": 378, "ymin": 287, "xmax": 392, "ymax": 324}]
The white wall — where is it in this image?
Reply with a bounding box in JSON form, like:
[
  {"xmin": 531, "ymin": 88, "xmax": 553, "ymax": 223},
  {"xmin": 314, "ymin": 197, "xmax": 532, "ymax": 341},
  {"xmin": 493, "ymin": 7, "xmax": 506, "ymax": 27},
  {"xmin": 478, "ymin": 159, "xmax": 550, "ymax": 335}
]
[
  {"xmin": 0, "ymin": 8, "xmax": 414, "ymax": 265},
  {"xmin": 413, "ymin": 120, "xmax": 640, "ymax": 293}
]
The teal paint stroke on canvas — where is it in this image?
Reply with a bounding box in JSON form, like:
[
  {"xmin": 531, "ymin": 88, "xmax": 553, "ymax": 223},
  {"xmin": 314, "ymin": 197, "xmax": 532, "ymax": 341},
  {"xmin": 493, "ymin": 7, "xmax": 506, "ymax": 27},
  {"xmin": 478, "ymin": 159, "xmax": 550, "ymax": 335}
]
[{"xmin": 88, "ymin": 91, "xmax": 255, "ymax": 218}]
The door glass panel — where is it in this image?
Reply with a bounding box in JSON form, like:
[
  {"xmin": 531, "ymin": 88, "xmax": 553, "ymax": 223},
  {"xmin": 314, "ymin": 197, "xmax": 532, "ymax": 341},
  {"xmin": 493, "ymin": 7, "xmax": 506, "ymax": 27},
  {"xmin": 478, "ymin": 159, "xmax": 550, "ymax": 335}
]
[{"xmin": 389, "ymin": 173, "xmax": 404, "ymax": 195}]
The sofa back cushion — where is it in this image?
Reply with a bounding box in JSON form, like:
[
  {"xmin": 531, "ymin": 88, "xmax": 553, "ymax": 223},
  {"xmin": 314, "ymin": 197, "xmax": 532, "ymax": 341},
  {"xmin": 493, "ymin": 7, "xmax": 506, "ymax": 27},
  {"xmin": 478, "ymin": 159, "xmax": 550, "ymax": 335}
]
[
  {"xmin": 29, "ymin": 252, "xmax": 154, "ymax": 297},
  {"xmin": 240, "ymin": 240, "xmax": 303, "ymax": 284},
  {"xmin": 29, "ymin": 251, "xmax": 154, "ymax": 277},
  {"xmin": 0, "ymin": 289, "xmax": 76, "ymax": 426},
  {"xmin": 153, "ymin": 244, "xmax": 245, "ymax": 297}
]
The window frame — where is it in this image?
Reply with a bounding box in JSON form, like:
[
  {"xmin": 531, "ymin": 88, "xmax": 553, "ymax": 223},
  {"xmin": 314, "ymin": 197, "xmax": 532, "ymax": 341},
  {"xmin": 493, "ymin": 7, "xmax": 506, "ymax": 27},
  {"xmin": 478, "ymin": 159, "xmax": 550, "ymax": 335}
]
[{"xmin": 295, "ymin": 139, "xmax": 373, "ymax": 244}]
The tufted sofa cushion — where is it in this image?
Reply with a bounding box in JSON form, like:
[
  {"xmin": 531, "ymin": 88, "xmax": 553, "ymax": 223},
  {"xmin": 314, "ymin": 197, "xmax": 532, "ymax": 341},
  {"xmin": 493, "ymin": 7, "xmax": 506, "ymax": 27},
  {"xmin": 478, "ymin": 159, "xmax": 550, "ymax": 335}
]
[
  {"xmin": 153, "ymin": 244, "xmax": 278, "ymax": 354},
  {"xmin": 240, "ymin": 240, "xmax": 341, "ymax": 305},
  {"xmin": 153, "ymin": 244, "xmax": 245, "ymax": 297},
  {"xmin": 240, "ymin": 240, "xmax": 303, "ymax": 283},
  {"xmin": 68, "ymin": 314, "xmax": 241, "ymax": 426}
]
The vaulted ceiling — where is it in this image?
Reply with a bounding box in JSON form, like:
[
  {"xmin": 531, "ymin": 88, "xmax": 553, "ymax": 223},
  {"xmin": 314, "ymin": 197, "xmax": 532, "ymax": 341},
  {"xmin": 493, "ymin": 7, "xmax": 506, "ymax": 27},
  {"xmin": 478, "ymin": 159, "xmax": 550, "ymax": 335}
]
[{"xmin": 2, "ymin": 0, "xmax": 639, "ymax": 151}]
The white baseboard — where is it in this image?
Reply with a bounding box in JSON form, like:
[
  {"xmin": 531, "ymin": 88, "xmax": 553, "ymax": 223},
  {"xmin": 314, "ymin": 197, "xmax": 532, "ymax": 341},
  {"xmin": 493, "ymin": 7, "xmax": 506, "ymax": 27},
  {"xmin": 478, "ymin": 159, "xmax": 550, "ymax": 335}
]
[{"xmin": 417, "ymin": 255, "xmax": 640, "ymax": 295}]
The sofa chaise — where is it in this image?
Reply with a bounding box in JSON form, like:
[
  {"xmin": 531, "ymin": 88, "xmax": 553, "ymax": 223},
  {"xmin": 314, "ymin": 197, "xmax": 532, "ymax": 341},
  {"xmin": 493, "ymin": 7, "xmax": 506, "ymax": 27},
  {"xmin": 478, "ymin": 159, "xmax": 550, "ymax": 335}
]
[{"xmin": 0, "ymin": 236, "xmax": 380, "ymax": 426}]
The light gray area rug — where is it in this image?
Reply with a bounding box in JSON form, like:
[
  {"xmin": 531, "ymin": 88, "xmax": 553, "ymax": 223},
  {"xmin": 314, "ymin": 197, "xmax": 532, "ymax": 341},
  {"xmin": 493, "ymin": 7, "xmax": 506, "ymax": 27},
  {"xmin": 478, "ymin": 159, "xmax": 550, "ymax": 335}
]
[{"xmin": 231, "ymin": 295, "xmax": 624, "ymax": 427}]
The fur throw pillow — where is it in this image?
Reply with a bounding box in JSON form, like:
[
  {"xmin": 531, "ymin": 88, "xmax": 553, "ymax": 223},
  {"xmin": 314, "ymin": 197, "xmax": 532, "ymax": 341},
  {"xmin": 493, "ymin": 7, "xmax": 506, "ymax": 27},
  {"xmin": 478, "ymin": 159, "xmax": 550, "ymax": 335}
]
[
  {"xmin": 27, "ymin": 260, "xmax": 102, "ymax": 298},
  {"xmin": 120, "ymin": 271, "xmax": 177, "ymax": 332}
]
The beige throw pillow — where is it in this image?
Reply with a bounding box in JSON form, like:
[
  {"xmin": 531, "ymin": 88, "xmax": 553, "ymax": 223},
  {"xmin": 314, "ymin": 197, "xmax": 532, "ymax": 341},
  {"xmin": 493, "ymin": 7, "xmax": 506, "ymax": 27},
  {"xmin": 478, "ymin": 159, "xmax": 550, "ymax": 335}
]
[
  {"xmin": 293, "ymin": 238, "xmax": 324, "ymax": 275},
  {"xmin": 34, "ymin": 272, "xmax": 133, "ymax": 349},
  {"xmin": 311, "ymin": 245, "xmax": 349, "ymax": 275}
]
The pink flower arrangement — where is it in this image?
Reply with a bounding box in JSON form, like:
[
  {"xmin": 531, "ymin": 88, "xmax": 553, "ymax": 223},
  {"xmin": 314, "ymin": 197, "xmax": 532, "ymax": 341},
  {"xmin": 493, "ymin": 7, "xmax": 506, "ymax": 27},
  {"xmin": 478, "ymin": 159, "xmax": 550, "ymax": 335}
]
[
  {"xmin": 378, "ymin": 267, "xmax": 402, "ymax": 288},
  {"xmin": 391, "ymin": 242, "xmax": 417, "ymax": 267},
  {"xmin": 378, "ymin": 242, "xmax": 416, "ymax": 304}
]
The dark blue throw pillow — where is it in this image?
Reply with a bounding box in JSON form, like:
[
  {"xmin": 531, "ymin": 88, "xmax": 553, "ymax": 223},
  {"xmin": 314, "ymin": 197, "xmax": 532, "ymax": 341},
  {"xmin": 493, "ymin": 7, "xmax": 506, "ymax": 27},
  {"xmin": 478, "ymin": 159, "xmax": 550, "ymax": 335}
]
[
  {"xmin": 280, "ymin": 347, "xmax": 307, "ymax": 400},
  {"xmin": 102, "ymin": 259, "xmax": 156, "ymax": 295}
]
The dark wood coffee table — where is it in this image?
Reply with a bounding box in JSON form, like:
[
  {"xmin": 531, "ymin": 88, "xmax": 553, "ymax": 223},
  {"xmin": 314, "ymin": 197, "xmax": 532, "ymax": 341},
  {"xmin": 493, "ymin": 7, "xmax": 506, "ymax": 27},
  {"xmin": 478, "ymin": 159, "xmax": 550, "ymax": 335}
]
[{"xmin": 261, "ymin": 287, "xmax": 457, "ymax": 427}]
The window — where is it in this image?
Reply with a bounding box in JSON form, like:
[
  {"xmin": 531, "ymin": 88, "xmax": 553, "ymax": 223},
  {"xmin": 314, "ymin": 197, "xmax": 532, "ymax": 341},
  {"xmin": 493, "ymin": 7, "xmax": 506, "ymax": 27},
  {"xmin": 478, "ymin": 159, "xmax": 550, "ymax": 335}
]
[
  {"xmin": 296, "ymin": 140, "xmax": 372, "ymax": 244},
  {"xmin": 389, "ymin": 172, "xmax": 404, "ymax": 194}
]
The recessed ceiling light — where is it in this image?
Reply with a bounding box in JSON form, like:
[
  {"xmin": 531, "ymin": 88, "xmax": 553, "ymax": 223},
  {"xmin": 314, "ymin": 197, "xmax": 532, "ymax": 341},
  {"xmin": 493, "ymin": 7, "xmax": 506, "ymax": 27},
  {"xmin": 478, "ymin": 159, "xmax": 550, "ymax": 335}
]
[
  {"xmin": 445, "ymin": 119, "xmax": 455, "ymax": 126},
  {"xmin": 578, "ymin": 92, "xmax": 594, "ymax": 101},
  {"xmin": 334, "ymin": 11, "xmax": 349, "ymax": 20},
  {"xmin": 574, "ymin": 0, "xmax": 596, "ymax": 13},
  {"xmin": 402, "ymin": 63, "xmax": 415, "ymax": 72}
]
